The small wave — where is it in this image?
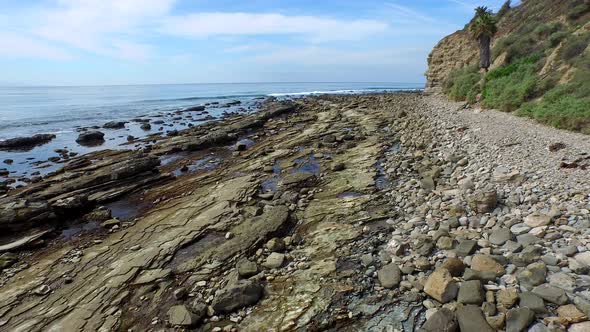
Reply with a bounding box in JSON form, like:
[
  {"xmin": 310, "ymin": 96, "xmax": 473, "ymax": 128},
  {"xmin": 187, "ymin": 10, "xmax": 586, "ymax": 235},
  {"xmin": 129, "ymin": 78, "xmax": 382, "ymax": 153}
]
[
  {"xmin": 267, "ymin": 88, "xmax": 408, "ymax": 97},
  {"xmin": 138, "ymin": 93, "xmax": 266, "ymax": 103}
]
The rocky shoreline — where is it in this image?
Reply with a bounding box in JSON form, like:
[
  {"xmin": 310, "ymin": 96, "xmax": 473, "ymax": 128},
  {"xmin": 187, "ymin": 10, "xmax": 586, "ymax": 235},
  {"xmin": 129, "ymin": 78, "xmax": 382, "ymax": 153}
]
[{"xmin": 0, "ymin": 92, "xmax": 589, "ymax": 331}]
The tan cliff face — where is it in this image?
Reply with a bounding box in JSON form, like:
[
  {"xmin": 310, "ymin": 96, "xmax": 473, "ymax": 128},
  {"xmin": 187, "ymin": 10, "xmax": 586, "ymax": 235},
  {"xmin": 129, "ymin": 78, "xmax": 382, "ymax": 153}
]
[{"xmin": 425, "ymin": 31, "xmax": 479, "ymax": 89}]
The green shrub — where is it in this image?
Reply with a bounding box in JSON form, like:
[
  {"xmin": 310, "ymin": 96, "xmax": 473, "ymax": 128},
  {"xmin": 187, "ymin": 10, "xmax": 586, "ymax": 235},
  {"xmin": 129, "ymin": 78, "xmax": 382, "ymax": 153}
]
[
  {"xmin": 548, "ymin": 31, "xmax": 570, "ymax": 47},
  {"xmin": 482, "ymin": 59, "xmax": 539, "ymax": 111},
  {"xmin": 561, "ymin": 33, "xmax": 590, "ymax": 62},
  {"xmin": 534, "ymin": 23, "xmax": 562, "ymax": 38},
  {"xmin": 568, "ymin": 3, "xmax": 590, "ymax": 20},
  {"xmin": 496, "ymin": 0, "xmax": 511, "ymax": 20},
  {"xmin": 443, "ymin": 66, "xmax": 482, "ymax": 103},
  {"xmin": 518, "ymin": 96, "xmax": 590, "ymax": 133},
  {"xmin": 517, "ymin": 68, "xmax": 590, "ymax": 133}
]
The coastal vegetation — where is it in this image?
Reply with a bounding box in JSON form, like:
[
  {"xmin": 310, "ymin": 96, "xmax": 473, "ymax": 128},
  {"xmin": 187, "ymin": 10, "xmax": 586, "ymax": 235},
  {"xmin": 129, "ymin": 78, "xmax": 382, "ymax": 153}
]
[{"xmin": 442, "ymin": 0, "xmax": 590, "ymax": 133}]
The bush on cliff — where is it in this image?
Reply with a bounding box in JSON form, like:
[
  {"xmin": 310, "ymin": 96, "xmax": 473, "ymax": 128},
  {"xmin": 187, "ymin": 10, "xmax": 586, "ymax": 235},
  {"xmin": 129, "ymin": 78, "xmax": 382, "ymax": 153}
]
[
  {"xmin": 518, "ymin": 68, "xmax": 590, "ymax": 133},
  {"xmin": 443, "ymin": 65, "xmax": 482, "ymax": 103},
  {"xmin": 481, "ymin": 56, "xmax": 541, "ymax": 112}
]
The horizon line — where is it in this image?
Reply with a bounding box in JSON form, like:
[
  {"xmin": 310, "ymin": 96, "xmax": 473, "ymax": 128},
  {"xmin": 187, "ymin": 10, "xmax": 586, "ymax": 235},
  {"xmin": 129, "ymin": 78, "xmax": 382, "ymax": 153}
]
[{"xmin": 0, "ymin": 81, "xmax": 426, "ymax": 88}]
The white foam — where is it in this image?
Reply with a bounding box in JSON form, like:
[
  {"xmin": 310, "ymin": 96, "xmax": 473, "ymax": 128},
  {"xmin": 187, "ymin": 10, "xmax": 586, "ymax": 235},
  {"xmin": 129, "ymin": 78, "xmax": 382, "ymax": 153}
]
[{"xmin": 267, "ymin": 89, "xmax": 373, "ymax": 97}]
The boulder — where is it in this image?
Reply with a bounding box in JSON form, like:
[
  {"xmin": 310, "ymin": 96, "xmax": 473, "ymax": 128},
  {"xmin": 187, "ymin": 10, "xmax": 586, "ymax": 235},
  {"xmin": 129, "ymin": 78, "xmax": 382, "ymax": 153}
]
[
  {"xmin": 457, "ymin": 280, "xmax": 484, "ymax": 305},
  {"xmin": 556, "ymin": 304, "xmax": 586, "ymax": 324},
  {"xmin": 377, "ymin": 263, "xmax": 402, "ymax": 289},
  {"xmin": 497, "ymin": 288, "xmax": 519, "ymax": 308},
  {"xmin": 489, "ymin": 228, "xmax": 513, "ymax": 245},
  {"xmin": 263, "ymin": 253, "xmax": 285, "ymax": 269},
  {"xmin": 419, "ymin": 308, "xmax": 458, "ymax": 332},
  {"xmin": 440, "ymin": 257, "xmax": 465, "ymax": 277},
  {"xmin": 265, "ymin": 238, "xmax": 286, "ymax": 252},
  {"xmin": 471, "ymin": 254, "xmax": 505, "ymax": 276},
  {"xmin": 424, "ymin": 268, "xmax": 458, "ymax": 303},
  {"xmin": 167, "ymin": 305, "xmax": 199, "ymax": 326},
  {"xmin": 506, "ymin": 307, "xmax": 535, "ymax": 332},
  {"xmin": 532, "ymin": 284, "xmax": 568, "ymax": 305},
  {"xmin": 237, "ymin": 259, "xmax": 258, "ymax": 278},
  {"xmin": 102, "ymin": 121, "xmax": 127, "ymax": 129},
  {"xmin": 456, "ymin": 305, "xmax": 494, "ymax": 332},
  {"xmin": 524, "ymin": 213, "xmax": 551, "ymax": 228},
  {"xmin": 211, "ymin": 280, "xmax": 263, "ymax": 314},
  {"xmin": 76, "ymin": 131, "xmax": 105, "ymax": 146},
  {"xmin": 468, "ymin": 190, "xmax": 498, "ymax": 213},
  {"xmin": 519, "ymin": 292, "xmax": 547, "ymax": 314},
  {"xmin": 0, "ymin": 134, "xmax": 56, "ymax": 151}
]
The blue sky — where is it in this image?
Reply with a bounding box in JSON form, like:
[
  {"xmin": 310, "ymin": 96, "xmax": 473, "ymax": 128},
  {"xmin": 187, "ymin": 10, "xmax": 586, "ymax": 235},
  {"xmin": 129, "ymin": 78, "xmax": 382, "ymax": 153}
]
[{"xmin": 0, "ymin": 0, "xmax": 512, "ymax": 86}]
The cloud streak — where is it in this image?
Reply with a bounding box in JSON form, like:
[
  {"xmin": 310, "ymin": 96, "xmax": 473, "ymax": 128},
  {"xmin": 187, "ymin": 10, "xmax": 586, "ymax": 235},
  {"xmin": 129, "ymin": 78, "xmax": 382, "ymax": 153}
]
[{"xmin": 160, "ymin": 13, "xmax": 388, "ymax": 42}]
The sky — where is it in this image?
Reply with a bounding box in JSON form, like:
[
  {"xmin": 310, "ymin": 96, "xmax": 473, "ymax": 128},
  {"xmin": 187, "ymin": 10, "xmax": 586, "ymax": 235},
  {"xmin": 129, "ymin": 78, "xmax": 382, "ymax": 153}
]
[{"xmin": 0, "ymin": 0, "xmax": 513, "ymax": 86}]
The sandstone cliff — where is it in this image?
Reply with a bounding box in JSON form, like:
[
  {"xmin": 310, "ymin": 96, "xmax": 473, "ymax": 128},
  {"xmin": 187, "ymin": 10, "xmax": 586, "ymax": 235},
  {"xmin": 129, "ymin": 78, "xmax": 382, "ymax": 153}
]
[{"xmin": 425, "ymin": 31, "xmax": 478, "ymax": 89}]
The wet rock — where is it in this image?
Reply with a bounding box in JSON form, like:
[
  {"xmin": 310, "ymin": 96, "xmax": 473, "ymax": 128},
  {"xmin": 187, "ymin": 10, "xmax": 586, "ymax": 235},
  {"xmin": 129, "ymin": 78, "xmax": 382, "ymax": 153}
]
[
  {"xmin": 505, "ymin": 307, "xmax": 534, "ymax": 332},
  {"xmin": 33, "ymin": 284, "xmax": 51, "ymax": 296},
  {"xmin": 263, "ymin": 252, "xmax": 285, "ymax": 269},
  {"xmin": 457, "ymin": 280, "xmax": 484, "ymax": 305},
  {"xmin": 0, "ymin": 134, "xmax": 56, "ymax": 151},
  {"xmin": 279, "ymin": 172, "xmax": 316, "ymax": 187},
  {"xmin": 0, "ymin": 252, "xmax": 18, "ymax": 269},
  {"xmin": 211, "ymin": 280, "xmax": 263, "ymax": 314},
  {"xmin": 101, "ymin": 218, "xmax": 121, "ymax": 228},
  {"xmin": 167, "ymin": 305, "xmax": 199, "ymax": 326},
  {"xmin": 424, "ymin": 268, "xmax": 458, "ymax": 303},
  {"xmin": 76, "ymin": 131, "xmax": 105, "ymax": 146},
  {"xmin": 237, "ymin": 259, "xmax": 258, "ymax": 278},
  {"xmin": 0, "ymin": 228, "xmax": 52, "ymax": 252},
  {"xmin": 182, "ymin": 105, "xmax": 206, "ymax": 112},
  {"xmin": 173, "ymin": 287, "xmax": 187, "ymax": 300},
  {"xmin": 468, "ymin": 190, "xmax": 498, "ymax": 213},
  {"xmin": 377, "ymin": 263, "xmax": 401, "ymax": 289},
  {"xmin": 471, "ymin": 254, "xmax": 505, "ymax": 276},
  {"xmin": 419, "ymin": 308, "xmax": 458, "ymax": 332},
  {"xmin": 456, "ymin": 305, "xmax": 494, "ymax": 332},
  {"xmin": 532, "ymin": 284, "xmax": 568, "ymax": 305},
  {"xmin": 84, "ymin": 208, "xmax": 112, "ymax": 223},
  {"xmin": 331, "ymin": 162, "xmax": 345, "ymax": 171},
  {"xmin": 103, "ymin": 121, "xmax": 127, "ymax": 129}
]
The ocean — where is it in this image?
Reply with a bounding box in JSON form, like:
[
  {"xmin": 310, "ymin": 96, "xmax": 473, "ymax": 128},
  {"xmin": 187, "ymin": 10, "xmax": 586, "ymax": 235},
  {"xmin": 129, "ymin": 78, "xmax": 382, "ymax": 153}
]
[{"xmin": 0, "ymin": 82, "xmax": 422, "ymax": 184}]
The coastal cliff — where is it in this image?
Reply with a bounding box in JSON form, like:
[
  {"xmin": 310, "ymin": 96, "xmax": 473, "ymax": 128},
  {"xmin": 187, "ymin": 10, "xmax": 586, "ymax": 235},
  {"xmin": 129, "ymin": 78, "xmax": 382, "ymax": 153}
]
[
  {"xmin": 426, "ymin": 0, "xmax": 589, "ymax": 133},
  {"xmin": 425, "ymin": 31, "xmax": 478, "ymax": 89}
]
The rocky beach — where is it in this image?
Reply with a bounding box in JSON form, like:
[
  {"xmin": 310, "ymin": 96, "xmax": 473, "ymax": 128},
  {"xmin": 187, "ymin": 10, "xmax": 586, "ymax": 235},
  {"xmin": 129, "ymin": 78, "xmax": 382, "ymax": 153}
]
[{"xmin": 0, "ymin": 91, "xmax": 589, "ymax": 331}]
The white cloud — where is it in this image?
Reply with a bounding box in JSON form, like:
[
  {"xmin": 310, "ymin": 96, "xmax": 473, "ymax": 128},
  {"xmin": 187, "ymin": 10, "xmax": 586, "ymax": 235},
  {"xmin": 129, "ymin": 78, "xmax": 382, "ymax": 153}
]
[
  {"xmin": 159, "ymin": 13, "xmax": 388, "ymax": 42},
  {"xmin": 248, "ymin": 46, "xmax": 426, "ymax": 66},
  {"xmin": 384, "ymin": 3, "xmax": 437, "ymax": 23},
  {"xmin": 33, "ymin": 0, "xmax": 175, "ymax": 59},
  {"xmin": 0, "ymin": 31, "xmax": 73, "ymax": 60}
]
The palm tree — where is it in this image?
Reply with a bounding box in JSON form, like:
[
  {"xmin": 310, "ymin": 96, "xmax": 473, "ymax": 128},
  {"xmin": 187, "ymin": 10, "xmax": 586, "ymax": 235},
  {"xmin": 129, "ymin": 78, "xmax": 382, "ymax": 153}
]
[{"xmin": 469, "ymin": 6, "xmax": 498, "ymax": 71}]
